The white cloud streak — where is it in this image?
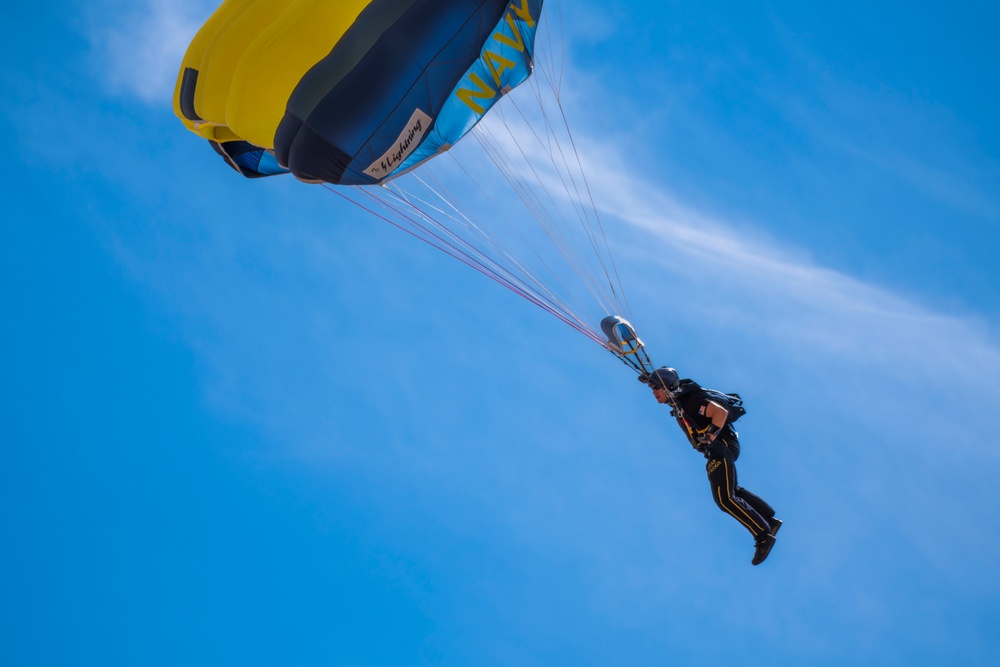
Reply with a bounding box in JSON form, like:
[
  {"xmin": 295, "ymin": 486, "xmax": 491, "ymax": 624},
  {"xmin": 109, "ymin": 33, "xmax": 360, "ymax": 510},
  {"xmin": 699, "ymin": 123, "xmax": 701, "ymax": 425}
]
[{"xmin": 563, "ymin": 124, "xmax": 1000, "ymax": 394}]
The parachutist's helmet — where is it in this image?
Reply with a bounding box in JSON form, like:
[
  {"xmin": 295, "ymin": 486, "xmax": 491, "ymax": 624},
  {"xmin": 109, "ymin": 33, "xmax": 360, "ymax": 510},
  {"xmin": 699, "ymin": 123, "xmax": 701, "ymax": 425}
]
[{"xmin": 646, "ymin": 367, "xmax": 680, "ymax": 391}]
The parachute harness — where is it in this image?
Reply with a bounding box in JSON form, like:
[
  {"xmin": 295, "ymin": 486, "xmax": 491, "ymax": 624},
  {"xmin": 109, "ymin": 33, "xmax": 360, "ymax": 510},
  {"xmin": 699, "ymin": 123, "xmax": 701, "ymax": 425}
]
[
  {"xmin": 600, "ymin": 315, "xmax": 708, "ymax": 449},
  {"xmin": 665, "ymin": 392, "xmax": 704, "ymax": 450}
]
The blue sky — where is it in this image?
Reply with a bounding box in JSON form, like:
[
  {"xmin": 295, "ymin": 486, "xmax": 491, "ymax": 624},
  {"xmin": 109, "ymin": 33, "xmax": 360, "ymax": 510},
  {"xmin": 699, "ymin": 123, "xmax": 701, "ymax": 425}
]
[{"xmin": 3, "ymin": 1, "xmax": 999, "ymax": 665}]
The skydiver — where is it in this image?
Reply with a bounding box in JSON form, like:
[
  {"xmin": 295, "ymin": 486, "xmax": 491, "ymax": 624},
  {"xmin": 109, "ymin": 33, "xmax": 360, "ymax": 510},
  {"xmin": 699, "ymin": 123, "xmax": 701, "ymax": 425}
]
[{"xmin": 642, "ymin": 367, "xmax": 781, "ymax": 566}]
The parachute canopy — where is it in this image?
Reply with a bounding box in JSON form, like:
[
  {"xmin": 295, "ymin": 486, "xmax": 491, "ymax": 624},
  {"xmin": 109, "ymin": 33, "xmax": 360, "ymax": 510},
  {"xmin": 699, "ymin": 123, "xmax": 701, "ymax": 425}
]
[{"xmin": 174, "ymin": 0, "xmax": 542, "ymax": 185}]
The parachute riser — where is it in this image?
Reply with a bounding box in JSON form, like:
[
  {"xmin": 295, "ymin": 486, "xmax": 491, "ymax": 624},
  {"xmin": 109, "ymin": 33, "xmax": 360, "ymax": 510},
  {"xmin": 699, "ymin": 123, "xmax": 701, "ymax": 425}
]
[{"xmin": 600, "ymin": 315, "xmax": 655, "ymax": 377}]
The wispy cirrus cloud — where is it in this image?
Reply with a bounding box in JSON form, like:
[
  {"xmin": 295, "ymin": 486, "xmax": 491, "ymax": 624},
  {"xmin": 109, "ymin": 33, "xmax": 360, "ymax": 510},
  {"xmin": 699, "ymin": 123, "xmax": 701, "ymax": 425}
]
[
  {"xmin": 88, "ymin": 0, "xmax": 213, "ymax": 103},
  {"xmin": 589, "ymin": 151, "xmax": 1000, "ymax": 392}
]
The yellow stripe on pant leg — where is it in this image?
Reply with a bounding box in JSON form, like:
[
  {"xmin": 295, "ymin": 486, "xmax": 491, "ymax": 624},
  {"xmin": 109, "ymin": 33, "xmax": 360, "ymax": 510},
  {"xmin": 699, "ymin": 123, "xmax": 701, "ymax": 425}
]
[
  {"xmin": 717, "ymin": 487, "xmax": 756, "ymax": 533},
  {"xmin": 724, "ymin": 460, "xmax": 768, "ymax": 534}
]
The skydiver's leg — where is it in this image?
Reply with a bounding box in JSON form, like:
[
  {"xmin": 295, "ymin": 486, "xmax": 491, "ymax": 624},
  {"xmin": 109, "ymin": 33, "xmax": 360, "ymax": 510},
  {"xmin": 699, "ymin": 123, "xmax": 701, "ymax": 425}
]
[
  {"xmin": 706, "ymin": 455, "xmax": 770, "ymax": 540},
  {"xmin": 735, "ymin": 486, "xmax": 775, "ymax": 525},
  {"xmin": 720, "ymin": 431, "xmax": 777, "ymax": 531}
]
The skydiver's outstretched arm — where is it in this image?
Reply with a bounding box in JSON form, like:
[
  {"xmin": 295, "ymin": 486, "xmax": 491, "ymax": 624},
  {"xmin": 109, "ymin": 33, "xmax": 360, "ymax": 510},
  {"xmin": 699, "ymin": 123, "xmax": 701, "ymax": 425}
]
[{"xmin": 701, "ymin": 400, "xmax": 729, "ymax": 443}]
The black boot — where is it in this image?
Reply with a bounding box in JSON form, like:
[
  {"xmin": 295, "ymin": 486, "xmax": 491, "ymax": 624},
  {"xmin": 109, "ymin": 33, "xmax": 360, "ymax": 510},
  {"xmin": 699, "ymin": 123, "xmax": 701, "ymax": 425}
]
[
  {"xmin": 769, "ymin": 518, "xmax": 782, "ymax": 538},
  {"xmin": 752, "ymin": 535, "xmax": 776, "ymax": 566}
]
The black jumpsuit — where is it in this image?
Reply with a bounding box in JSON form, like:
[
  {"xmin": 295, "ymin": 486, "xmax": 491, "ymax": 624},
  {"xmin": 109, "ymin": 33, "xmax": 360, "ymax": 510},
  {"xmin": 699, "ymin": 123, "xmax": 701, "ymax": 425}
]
[{"xmin": 675, "ymin": 389, "xmax": 775, "ymax": 541}]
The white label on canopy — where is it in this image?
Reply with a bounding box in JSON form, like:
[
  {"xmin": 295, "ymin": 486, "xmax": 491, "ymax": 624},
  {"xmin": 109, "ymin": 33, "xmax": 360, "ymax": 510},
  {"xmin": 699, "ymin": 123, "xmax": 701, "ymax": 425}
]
[{"xmin": 364, "ymin": 108, "xmax": 433, "ymax": 180}]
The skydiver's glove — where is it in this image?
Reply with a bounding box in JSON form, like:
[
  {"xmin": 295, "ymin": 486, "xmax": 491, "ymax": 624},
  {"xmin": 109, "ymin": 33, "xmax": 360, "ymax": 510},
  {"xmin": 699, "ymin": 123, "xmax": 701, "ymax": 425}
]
[
  {"xmin": 695, "ymin": 428, "xmax": 721, "ymax": 447},
  {"xmin": 637, "ymin": 372, "xmax": 651, "ymax": 385}
]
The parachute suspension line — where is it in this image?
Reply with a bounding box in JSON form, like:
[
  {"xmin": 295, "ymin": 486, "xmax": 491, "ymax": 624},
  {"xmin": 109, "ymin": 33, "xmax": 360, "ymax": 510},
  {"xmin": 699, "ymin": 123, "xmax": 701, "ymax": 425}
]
[
  {"xmin": 512, "ymin": 79, "xmax": 621, "ymax": 314},
  {"xmin": 372, "ymin": 186, "xmax": 602, "ymax": 346},
  {"xmin": 432, "ymin": 151, "xmax": 580, "ymax": 311},
  {"xmin": 468, "ymin": 123, "xmax": 608, "ymax": 326},
  {"xmin": 492, "ymin": 96, "xmax": 620, "ymax": 314},
  {"xmin": 556, "ymin": 0, "xmax": 566, "ymax": 97},
  {"xmin": 414, "ymin": 158, "xmax": 557, "ymax": 298},
  {"xmin": 380, "ymin": 178, "xmax": 560, "ymax": 316},
  {"xmin": 413, "ymin": 164, "xmax": 597, "ymax": 337},
  {"xmin": 552, "ymin": 98, "xmax": 633, "ymax": 323},
  {"xmin": 478, "ymin": 92, "xmax": 620, "ymax": 317},
  {"xmin": 335, "ymin": 184, "xmax": 510, "ymax": 290},
  {"xmin": 374, "ymin": 183, "xmax": 554, "ymax": 312},
  {"xmin": 431, "ymin": 152, "xmax": 596, "ymax": 333},
  {"xmin": 325, "ymin": 185, "xmax": 500, "ymax": 283},
  {"xmin": 480, "ymin": 101, "xmax": 605, "ymax": 291},
  {"xmin": 519, "ymin": 88, "xmax": 625, "ymax": 319},
  {"xmin": 386, "ymin": 179, "xmax": 603, "ymax": 345},
  {"xmin": 497, "ymin": 76, "xmax": 629, "ymax": 322},
  {"xmin": 326, "ymin": 183, "xmax": 604, "ymax": 345},
  {"xmin": 376, "ymin": 182, "xmax": 604, "ymax": 345},
  {"xmin": 468, "ymin": 120, "xmax": 617, "ymax": 319},
  {"xmin": 487, "ymin": 94, "xmax": 599, "ymax": 279},
  {"xmin": 534, "ymin": 0, "xmax": 565, "ymax": 100},
  {"xmin": 391, "ymin": 173, "xmax": 588, "ymax": 332},
  {"xmin": 527, "ymin": 17, "xmax": 635, "ymax": 324}
]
